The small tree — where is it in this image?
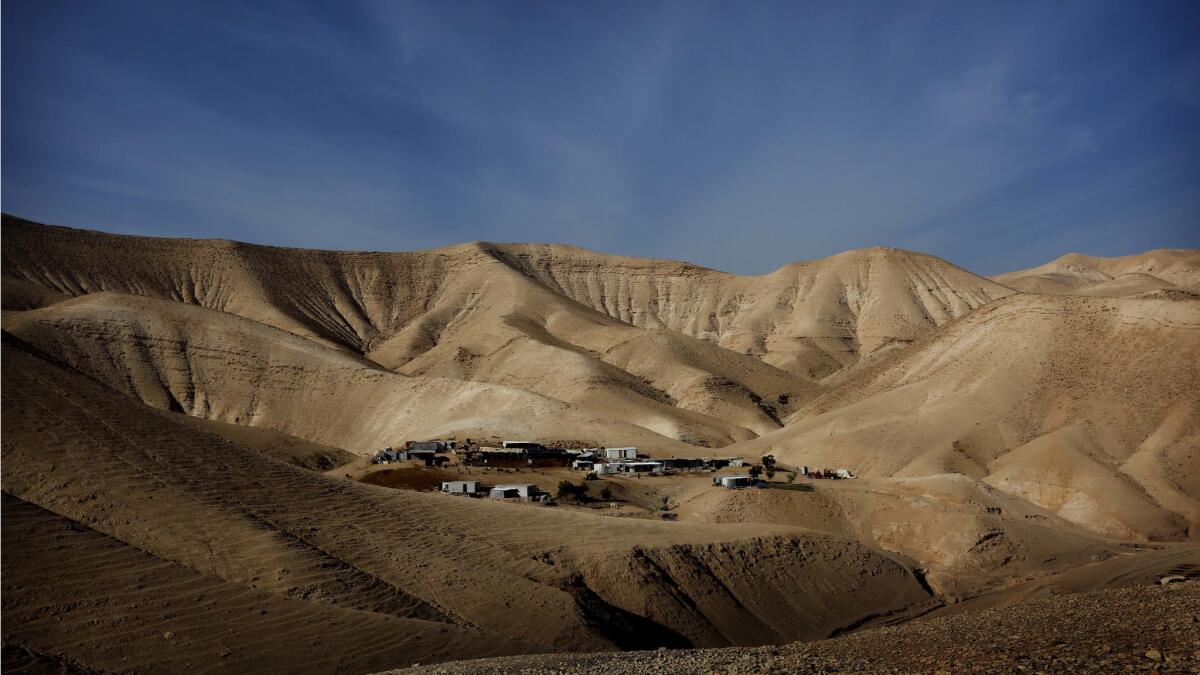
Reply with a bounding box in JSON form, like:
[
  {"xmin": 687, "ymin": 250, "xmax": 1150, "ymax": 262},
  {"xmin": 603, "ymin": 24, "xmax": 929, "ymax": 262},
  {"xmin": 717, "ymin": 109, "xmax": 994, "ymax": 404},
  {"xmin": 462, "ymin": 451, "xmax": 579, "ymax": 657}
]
[
  {"xmin": 557, "ymin": 480, "xmax": 575, "ymax": 499},
  {"xmin": 749, "ymin": 465, "xmax": 763, "ymax": 480},
  {"xmin": 558, "ymin": 480, "xmax": 589, "ymax": 502},
  {"xmin": 659, "ymin": 494, "xmax": 672, "ymax": 511},
  {"xmin": 600, "ymin": 486, "xmax": 613, "ymax": 501}
]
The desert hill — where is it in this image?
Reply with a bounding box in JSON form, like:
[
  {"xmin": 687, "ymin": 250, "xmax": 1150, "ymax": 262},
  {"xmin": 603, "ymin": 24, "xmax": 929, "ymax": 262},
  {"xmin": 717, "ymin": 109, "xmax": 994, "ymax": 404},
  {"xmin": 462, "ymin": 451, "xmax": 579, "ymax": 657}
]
[
  {"xmin": 673, "ymin": 473, "xmax": 1125, "ymax": 599},
  {"xmin": 729, "ymin": 293, "xmax": 1200, "ymax": 540},
  {"xmin": 994, "ymin": 249, "xmax": 1200, "ymax": 296},
  {"xmin": 479, "ymin": 242, "xmax": 1014, "ymax": 376},
  {"xmin": 1, "ymin": 334, "xmax": 939, "ymax": 670},
  {"xmin": 3, "ymin": 214, "xmax": 1199, "ymax": 671},
  {"xmin": 2, "ymin": 217, "xmax": 1012, "ymax": 441},
  {"xmin": 2, "ymin": 292, "xmax": 709, "ymax": 454},
  {"xmin": 395, "ymin": 581, "xmax": 1200, "ymax": 674},
  {"xmin": 2, "ymin": 217, "xmax": 821, "ymax": 446}
]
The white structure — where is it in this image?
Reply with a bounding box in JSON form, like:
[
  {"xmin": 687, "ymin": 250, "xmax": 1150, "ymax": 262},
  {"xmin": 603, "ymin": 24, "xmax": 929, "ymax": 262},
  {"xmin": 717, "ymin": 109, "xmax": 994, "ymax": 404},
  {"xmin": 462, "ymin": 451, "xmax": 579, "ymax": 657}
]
[
  {"xmin": 623, "ymin": 461, "xmax": 664, "ymax": 475},
  {"xmin": 605, "ymin": 447, "xmax": 638, "ymax": 460},
  {"xmin": 593, "ymin": 463, "xmax": 620, "ymax": 475},
  {"xmin": 572, "ymin": 459, "xmax": 595, "ymax": 471},
  {"xmin": 441, "ymin": 481, "xmax": 479, "ymax": 494},
  {"xmin": 835, "ymin": 469, "xmax": 855, "ymax": 479},
  {"xmin": 373, "ymin": 447, "xmax": 402, "ymax": 463},
  {"xmin": 489, "ymin": 483, "xmax": 539, "ymax": 500},
  {"xmin": 715, "ymin": 475, "xmax": 752, "ymax": 489}
]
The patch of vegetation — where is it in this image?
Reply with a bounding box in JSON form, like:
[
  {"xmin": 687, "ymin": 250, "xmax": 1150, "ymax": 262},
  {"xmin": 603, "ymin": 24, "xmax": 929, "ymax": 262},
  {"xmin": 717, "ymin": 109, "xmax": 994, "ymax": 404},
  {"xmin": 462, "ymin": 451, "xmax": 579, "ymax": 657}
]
[
  {"xmin": 557, "ymin": 480, "xmax": 590, "ymax": 501},
  {"xmin": 767, "ymin": 483, "xmax": 813, "ymax": 492}
]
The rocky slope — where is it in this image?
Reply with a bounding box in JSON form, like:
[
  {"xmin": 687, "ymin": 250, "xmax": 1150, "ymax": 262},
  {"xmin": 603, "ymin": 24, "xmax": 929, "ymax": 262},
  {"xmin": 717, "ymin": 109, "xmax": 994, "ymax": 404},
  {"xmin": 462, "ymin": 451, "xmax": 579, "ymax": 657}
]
[
  {"xmin": 994, "ymin": 249, "xmax": 1200, "ymax": 296},
  {"xmin": 482, "ymin": 242, "xmax": 1013, "ymax": 376},
  {"xmin": 393, "ymin": 580, "xmax": 1200, "ymax": 674},
  {"xmin": 730, "ymin": 294, "xmax": 1200, "ymax": 540},
  {"xmin": 1, "ymin": 334, "xmax": 938, "ymax": 670},
  {"xmin": 3, "ymin": 214, "xmax": 1199, "ymax": 672},
  {"xmin": 2, "ymin": 216, "xmax": 823, "ymax": 446}
]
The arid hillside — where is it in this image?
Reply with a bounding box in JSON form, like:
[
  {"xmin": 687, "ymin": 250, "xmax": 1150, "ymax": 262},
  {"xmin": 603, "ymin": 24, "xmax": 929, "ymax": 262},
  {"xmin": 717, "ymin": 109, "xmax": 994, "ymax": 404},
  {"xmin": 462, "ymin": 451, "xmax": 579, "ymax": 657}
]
[
  {"xmin": 994, "ymin": 249, "xmax": 1200, "ymax": 297},
  {"xmin": 3, "ymin": 215, "xmax": 1198, "ymax": 672},
  {"xmin": 3, "ymin": 292, "xmax": 707, "ymax": 454},
  {"xmin": 731, "ymin": 293, "xmax": 1200, "ymax": 540},
  {"xmin": 2, "ymin": 216, "xmax": 1009, "ymax": 445},
  {"xmin": 1, "ymin": 334, "xmax": 938, "ymax": 671},
  {"xmin": 394, "ymin": 581, "xmax": 1200, "ymax": 674},
  {"xmin": 480, "ymin": 242, "xmax": 1014, "ymax": 376}
]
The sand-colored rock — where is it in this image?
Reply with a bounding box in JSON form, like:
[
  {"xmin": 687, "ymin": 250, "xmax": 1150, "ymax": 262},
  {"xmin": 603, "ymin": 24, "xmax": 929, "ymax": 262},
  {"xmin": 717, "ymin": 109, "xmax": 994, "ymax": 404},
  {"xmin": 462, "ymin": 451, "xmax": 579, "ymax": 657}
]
[
  {"xmin": 1, "ymin": 335, "xmax": 938, "ymax": 668},
  {"xmin": 3, "ymin": 214, "xmax": 1198, "ymax": 672},
  {"xmin": 731, "ymin": 294, "xmax": 1200, "ymax": 540},
  {"xmin": 3, "ymin": 292, "xmax": 705, "ymax": 454},
  {"xmin": 994, "ymin": 249, "xmax": 1200, "ymax": 296}
]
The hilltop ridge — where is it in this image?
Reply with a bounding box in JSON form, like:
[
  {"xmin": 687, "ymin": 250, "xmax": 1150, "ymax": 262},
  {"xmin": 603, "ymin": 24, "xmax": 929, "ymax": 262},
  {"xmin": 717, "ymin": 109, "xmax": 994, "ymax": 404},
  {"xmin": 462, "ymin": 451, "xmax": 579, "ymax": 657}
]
[{"xmin": 3, "ymin": 213, "xmax": 1198, "ymax": 672}]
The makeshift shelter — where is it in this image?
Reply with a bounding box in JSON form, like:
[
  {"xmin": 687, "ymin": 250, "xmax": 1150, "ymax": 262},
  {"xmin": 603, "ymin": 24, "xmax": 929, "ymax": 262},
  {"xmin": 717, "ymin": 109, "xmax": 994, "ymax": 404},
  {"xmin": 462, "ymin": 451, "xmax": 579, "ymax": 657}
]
[{"xmin": 441, "ymin": 481, "xmax": 479, "ymax": 495}]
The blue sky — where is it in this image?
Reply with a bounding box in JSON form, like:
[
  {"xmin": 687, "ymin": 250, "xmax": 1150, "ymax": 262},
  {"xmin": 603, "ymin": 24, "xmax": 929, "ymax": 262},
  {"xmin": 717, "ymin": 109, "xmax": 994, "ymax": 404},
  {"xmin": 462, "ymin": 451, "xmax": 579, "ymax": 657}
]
[{"xmin": 3, "ymin": 0, "xmax": 1198, "ymax": 275}]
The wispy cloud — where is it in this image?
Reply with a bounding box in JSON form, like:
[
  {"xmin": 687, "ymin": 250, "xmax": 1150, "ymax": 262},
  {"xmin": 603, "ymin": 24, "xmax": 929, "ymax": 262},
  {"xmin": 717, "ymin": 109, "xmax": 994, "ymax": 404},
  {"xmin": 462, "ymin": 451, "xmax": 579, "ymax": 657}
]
[{"xmin": 3, "ymin": 0, "xmax": 1198, "ymax": 273}]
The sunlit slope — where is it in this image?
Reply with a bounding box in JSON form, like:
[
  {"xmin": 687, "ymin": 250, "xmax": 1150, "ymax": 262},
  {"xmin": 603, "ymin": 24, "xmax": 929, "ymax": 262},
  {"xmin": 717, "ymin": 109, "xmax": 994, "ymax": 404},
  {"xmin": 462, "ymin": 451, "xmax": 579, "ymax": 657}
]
[
  {"xmin": 676, "ymin": 473, "xmax": 1120, "ymax": 599},
  {"xmin": 481, "ymin": 243, "xmax": 1013, "ymax": 377},
  {"xmin": 2, "ymin": 216, "xmax": 810, "ymax": 444},
  {"xmin": 378, "ymin": 279, "xmax": 812, "ymax": 441},
  {"xmin": 3, "ymin": 293, "xmax": 707, "ymax": 454},
  {"xmin": 0, "ymin": 335, "xmax": 937, "ymax": 658},
  {"xmin": 733, "ymin": 294, "xmax": 1200, "ymax": 540},
  {"xmin": 994, "ymin": 249, "xmax": 1200, "ymax": 296},
  {"xmin": 3, "ymin": 216, "xmax": 1009, "ymax": 386}
]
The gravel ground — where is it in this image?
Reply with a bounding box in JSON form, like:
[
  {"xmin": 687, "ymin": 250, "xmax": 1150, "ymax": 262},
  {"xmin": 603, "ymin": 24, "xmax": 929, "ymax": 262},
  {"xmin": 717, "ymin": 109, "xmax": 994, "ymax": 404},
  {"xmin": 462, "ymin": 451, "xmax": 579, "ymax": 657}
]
[{"xmin": 394, "ymin": 581, "xmax": 1200, "ymax": 674}]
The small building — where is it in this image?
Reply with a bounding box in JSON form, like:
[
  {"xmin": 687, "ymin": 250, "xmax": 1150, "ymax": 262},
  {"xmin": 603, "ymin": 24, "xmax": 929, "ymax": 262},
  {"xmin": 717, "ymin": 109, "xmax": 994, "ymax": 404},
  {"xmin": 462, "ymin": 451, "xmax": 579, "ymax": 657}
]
[
  {"xmin": 503, "ymin": 440, "xmax": 544, "ymax": 451},
  {"xmin": 489, "ymin": 483, "xmax": 540, "ymax": 500},
  {"xmin": 623, "ymin": 461, "xmax": 665, "ymax": 475},
  {"xmin": 705, "ymin": 457, "xmax": 745, "ymax": 469},
  {"xmin": 407, "ymin": 440, "xmax": 447, "ymax": 452},
  {"xmin": 593, "ymin": 462, "xmax": 620, "ymax": 475},
  {"xmin": 605, "ymin": 447, "xmax": 638, "ymax": 460},
  {"xmin": 662, "ymin": 457, "xmax": 705, "ymax": 471},
  {"xmin": 441, "ymin": 481, "xmax": 479, "ymax": 495},
  {"xmin": 373, "ymin": 447, "xmax": 402, "ymax": 463},
  {"xmin": 714, "ymin": 475, "xmax": 752, "ymax": 489},
  {"xmin": 401, "ymin": 449, "xmax": 444, "ymax": 466},
  {"xmin": 572, "ymin": 459, "xmax": 595, "ymax": 471}
]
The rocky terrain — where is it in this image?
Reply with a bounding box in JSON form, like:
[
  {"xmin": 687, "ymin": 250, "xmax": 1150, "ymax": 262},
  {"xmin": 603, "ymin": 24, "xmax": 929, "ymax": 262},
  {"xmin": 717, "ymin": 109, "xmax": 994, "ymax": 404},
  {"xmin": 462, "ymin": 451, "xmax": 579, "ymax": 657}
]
[
  {"xmin": 2, "ymin": 214, "xmax": 1198, "ymax": 672},
  {"xmin": 993, "ymin": 250, "xmax": 1200, "ymax": 297},
  {"xmin": 394, "ymin": 581, "xmax": 1200, "ymax": 674}
]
